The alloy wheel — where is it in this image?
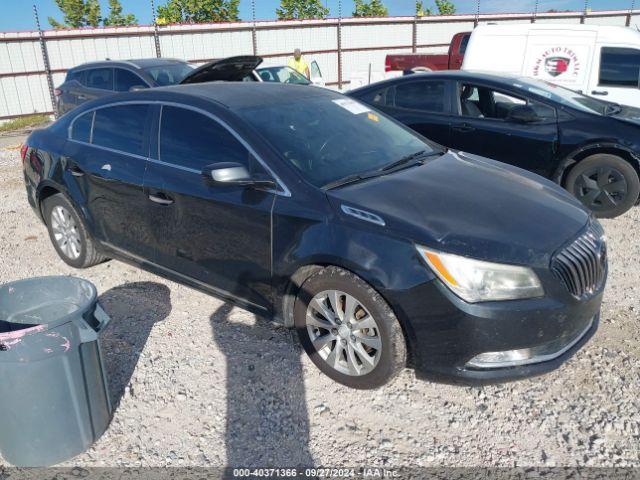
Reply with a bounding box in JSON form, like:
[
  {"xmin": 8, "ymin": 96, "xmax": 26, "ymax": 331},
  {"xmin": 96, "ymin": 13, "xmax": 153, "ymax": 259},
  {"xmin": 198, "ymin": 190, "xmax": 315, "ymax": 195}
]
[
  {"xmin": 575, "ymin": 167, "xmax": 628, "ymax": 211},
  {"xmin": 50, "ymin": 205, "xmax": 82, "ymax": 260},
  {"xmin": 306, "ymin": 290, "xmax": 382, "ymax": 376}
]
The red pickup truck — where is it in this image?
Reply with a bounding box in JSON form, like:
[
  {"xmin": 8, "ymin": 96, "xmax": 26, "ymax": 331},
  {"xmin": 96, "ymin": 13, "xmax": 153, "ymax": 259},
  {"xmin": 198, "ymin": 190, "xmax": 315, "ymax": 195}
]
[{"xmin": 385, "ymin": 31, "xmax": 471, "ymax": 73}]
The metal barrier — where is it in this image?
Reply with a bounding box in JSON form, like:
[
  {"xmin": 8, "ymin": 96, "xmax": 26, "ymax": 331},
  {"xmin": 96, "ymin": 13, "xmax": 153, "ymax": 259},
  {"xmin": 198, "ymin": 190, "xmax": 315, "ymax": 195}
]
[{"xmin": 0, "ymin": 8, "xmax": 638, "ymax": 121}]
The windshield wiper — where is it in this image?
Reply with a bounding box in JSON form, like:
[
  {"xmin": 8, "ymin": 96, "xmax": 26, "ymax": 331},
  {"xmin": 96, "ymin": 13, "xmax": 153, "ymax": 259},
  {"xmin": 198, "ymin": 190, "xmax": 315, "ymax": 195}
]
[
  {"xmin": 324, "ymin": 149, "xmax": 446, "ymax": 190},
  {"xmin": 323, "ymin": 171, "xmax": 380, "ymax": 190},
  {"xmin": 380, "ymin": 149, "xmax": 444, "ymax": 172}
]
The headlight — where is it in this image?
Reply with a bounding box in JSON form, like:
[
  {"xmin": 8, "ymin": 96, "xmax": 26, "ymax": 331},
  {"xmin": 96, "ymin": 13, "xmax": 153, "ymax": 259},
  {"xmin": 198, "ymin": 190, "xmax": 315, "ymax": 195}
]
[{"xmin": 416, "ymin": 246, "xmax": 544, "ymax": 303}]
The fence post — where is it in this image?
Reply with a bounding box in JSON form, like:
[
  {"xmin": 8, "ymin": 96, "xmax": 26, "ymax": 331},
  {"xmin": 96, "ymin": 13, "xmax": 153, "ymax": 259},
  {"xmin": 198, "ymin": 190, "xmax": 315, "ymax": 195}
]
[
  {"xmin": 33, "ymin": 5, "xmax": 57, "ymax": 119},
  {"xmin": 474, "ymin": 0, "xmax": 481, "ymax": 27},
  {"xmin": 628, "ymin": 0, "xmax": 636, "ymax": 26},
  {"xmin": 412, "ymin": 16, "xmax": 418, "ymax": 53},
  {"xmin": 531, "ymin": 0, "xmax": 538, "ymax": 23},
  {"xmin": 150, "ymin": 0, "xmax": 162, "ymax": 58},
  {"xmin": 581, "ymin": 0, "xmax": 589, "ymax": 24},
  {"xmin": 251, "ymin": 0, "xmax": 258, "ymax": 55},
  {"xmin": 337, "ymin": 0, "xmax": 343, "ymax": 90}
]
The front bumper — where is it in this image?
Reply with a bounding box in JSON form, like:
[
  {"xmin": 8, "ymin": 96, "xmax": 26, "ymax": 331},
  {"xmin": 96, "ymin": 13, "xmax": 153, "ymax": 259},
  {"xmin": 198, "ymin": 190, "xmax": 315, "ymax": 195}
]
[{"xmin": 385, "ymin": 278, "xmax": 603, "ymax": 386}]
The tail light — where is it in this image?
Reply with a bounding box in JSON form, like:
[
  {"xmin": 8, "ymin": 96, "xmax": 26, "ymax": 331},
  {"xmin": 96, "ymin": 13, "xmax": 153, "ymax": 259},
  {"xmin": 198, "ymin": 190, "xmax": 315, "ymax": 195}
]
[
  {"xmin": 54, "ymin": 88, "xmax": 62, "ymax": 97},
  {"xmin": 20, "ymin": 144, "xmax": 28, "ymax": 163},
  {"xmin": 385, "ymin": 56, "xmax": 392, "ymax": 72}
]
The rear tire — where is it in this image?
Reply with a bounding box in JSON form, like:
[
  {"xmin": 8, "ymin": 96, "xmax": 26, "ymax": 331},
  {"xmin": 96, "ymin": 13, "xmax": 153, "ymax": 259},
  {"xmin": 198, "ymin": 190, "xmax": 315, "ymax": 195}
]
[
  {"xmin": 294, "ymin": 266, "xmax": 407, "ymax": 389},
  {"xmin": 43, "ymin": 193, "xmax": 108, "ymax": 269},
  {"xmin": 565, "ymin": 154, "xmax": 639, "ymax": 218}
]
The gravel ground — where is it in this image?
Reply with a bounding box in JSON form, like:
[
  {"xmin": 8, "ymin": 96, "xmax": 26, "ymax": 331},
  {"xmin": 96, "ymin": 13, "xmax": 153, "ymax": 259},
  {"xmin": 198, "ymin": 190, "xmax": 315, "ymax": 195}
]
[{"xmin": 0, "ymin": 145, "xmax": 639, "ymax": 469}]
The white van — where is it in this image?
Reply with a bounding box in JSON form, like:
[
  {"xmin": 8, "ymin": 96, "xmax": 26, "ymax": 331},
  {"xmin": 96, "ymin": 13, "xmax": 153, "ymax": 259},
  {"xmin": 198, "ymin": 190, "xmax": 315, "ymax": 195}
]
[{"xmin": 462, "ymin": 24, "xmax": 640, "ymax": 108}]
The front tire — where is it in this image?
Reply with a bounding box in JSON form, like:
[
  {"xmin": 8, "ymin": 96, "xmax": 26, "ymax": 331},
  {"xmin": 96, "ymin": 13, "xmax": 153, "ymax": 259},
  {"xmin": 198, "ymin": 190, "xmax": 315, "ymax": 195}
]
[
  {"xmin": 565, "ymin": 154, "xmax": 640, "ymax": 218},
  {"xmin": 294, "ymin": 266, "xmax": 407, "ymax": 389},
  {"xmin": 43, "ymin": 193, "xmax": 108, "ymax": 269}
]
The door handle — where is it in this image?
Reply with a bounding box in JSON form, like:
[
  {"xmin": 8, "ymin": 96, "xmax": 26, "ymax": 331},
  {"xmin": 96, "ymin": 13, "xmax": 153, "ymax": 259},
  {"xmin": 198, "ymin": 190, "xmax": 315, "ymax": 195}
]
[
  {"xmin": 148, "ymin": 193, "xmax": 174, "ymax": 205},
  {"xmin": 452, "ymin": 123, "xmax": 475, "ymax": 133},
  {"xmin": 591, "ymin": 90, "xmax": 608, "ymax": 96},
  {"xmin": 67, "ymin": 165, "xmax": 85, "ymax": 177}
]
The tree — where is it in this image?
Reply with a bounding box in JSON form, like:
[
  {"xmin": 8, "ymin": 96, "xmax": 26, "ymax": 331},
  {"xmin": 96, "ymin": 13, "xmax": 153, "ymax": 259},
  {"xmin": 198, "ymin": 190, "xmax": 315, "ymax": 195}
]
[
  {"xmin": 48, "ymin": 0, "xmax": 89, "ymax": 28},
  {"xmin": 435, "ymin": 0, "xmax": 456, "ymax": 15},
  {"xmin": 353, "ymin": 0, "xmax": 388, "ymax": 17},
  {"xmin": 104, "ymin": 0, "xmax": 138, "ymax": 26},
  {"xmin": 416, "ymin": 0, "xmax": 456, "ymax": 17},
  {"xmin": 276, "ymin": 0, "xmax": 330, "ymax": 20},
  {"xmin": 85, "ymin": 0, "xmax": 102, "ymax": 27},
  {"xmin": 157, "ymin": 0, "xmax": 240, "ymax": 23},
  {"xmin": 49, "ymin": 0, "xmax": 138, "ymax": 28}
]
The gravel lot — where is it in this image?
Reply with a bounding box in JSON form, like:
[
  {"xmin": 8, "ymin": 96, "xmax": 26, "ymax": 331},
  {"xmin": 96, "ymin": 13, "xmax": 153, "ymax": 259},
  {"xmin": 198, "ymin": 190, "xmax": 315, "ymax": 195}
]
[{"xmin": 0, "ymin": 144, "xmax": 639, "ymax": 469}]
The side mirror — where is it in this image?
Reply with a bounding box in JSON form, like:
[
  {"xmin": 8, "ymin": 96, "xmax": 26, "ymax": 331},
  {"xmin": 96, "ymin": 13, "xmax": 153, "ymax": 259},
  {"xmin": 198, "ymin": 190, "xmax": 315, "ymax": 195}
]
[
  {"xmin": 507, "ymin": 105, "xmax": 540, "ymax": 124},
  {"xmin": 202, "ymin": 162, "xmax": 276, "ymax": 190},
  {"xmin": 129, "ymin": 85, "xmax": 148, "ymax": 92}
]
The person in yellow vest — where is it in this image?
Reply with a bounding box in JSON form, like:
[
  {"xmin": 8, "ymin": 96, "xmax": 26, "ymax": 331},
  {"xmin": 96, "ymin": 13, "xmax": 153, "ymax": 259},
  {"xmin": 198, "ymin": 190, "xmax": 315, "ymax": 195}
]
[{"xmin": 288, "ymin": 49, "xmax": 310, "ymax": 80}]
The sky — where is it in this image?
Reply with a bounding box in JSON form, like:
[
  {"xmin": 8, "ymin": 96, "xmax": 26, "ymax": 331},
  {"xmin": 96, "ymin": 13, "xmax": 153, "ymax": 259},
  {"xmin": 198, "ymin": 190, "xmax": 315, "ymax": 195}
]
[{"xmin": 1, "ymin": 0, "xmax": 635, "ymax": 32}]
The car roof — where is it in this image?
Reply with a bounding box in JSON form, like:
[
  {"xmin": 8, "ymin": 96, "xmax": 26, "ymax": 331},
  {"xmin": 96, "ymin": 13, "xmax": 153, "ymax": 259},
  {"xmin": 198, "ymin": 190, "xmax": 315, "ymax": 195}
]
[
  {"xmin": 70, "ymin": 58, "xmax": 187, "ymax": 72},
  {"xmin": 154, "ymin": 81, "xmax": 338, "ymax": 108},
  {"xmin": 349, "ymin": 70, "xmax": 542, "ymax": 92}
]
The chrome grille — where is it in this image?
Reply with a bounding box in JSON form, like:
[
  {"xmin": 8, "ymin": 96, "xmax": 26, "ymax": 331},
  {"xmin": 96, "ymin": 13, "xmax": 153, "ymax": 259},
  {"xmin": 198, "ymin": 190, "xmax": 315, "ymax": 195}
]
[{"xmin": 552, "ymin": 222, "xmax": 607, "ymax": 299}]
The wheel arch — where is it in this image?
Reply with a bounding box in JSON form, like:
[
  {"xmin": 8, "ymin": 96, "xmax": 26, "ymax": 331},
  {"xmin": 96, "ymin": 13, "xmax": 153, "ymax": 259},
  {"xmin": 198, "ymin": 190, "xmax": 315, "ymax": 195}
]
[
  {"xmin": 35, "ymin": 181, "xmax": 65, "ymax": 221},
  {"xmin": 553, "ymin": 143, "xmax": 640, "ymax": 192},
  {"xmin": 281, "ymin": 262, "xmax": 417, "ymax": 367}
]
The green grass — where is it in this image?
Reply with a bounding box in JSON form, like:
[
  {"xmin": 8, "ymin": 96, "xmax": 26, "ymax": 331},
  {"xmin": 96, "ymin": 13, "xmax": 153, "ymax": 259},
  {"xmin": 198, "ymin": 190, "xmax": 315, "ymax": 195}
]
[{"xmin": 0, "ymin": 114, "xmax": 51, "ymax": 133}]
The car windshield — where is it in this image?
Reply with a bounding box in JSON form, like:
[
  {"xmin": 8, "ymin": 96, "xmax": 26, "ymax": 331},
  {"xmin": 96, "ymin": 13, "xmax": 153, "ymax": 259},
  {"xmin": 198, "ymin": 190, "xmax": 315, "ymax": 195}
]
[
  {"xmin": 237, "ymin": 95, "xmax": 434, "ymax": 188},
  {"xmin": 512, "ymin": 78, "xmax": 609, "ymax": 115},
  {"xmin": 144, "ymin": 63, "xmax": 195, "ymax": 86},
  {"xmin": 257, "ymin": 66, "xmax": 310, "ymax": 85}
]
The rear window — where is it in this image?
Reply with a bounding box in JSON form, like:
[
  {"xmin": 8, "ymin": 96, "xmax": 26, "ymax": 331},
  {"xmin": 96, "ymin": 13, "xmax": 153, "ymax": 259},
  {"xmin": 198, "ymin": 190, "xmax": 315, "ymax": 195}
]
[
  {"xmin": 394, "ymin": 80, "xmax": 447, "ymax": 113},
  {"xmin": 70, "ymin": 111, "xmax": 93, "ymax": 143},
  {"xmin": 144, "ymin": 64, "xmax": 194, "ymax": 86},
  {"xmin": 599, "ymin": 47, "xmax": 640, "ymax": 88},
  {"xmin": 92, "ymin": 104, "xmax": 150, "ymax": 156}
]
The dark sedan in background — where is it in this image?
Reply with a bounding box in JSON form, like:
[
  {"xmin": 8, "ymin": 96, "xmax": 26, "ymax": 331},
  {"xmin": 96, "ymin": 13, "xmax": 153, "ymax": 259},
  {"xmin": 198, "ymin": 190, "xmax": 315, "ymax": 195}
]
[
  {"xmin": 23, "ymin": 83, "xmax": 606, "ymax": 388},
  {"xmin": 349, "ymin": 71, "xmax": 640, "ymax": 218},
  {"xmin": 55, "ymin": 56, "xmax": 263, "ymax": 115}
]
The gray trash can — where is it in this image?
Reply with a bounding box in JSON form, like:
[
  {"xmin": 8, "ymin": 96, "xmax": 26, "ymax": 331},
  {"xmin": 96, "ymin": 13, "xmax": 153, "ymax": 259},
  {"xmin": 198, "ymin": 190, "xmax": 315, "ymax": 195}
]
[{"xmin": 0, "ymin": 276, "xmax": 112, "ymax": 467}]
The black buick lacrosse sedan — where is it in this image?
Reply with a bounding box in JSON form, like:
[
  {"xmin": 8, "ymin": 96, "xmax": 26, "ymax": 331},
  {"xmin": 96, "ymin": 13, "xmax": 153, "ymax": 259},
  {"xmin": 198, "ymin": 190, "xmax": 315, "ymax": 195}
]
[{"xmin": 22, "ymin": 83, "xmax": 607, "ymax": 389}]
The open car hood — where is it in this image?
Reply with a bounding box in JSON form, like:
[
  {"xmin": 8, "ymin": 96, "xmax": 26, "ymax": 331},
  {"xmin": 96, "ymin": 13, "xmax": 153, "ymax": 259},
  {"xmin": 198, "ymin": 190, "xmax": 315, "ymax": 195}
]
[{"xmin": 179, "ymin": 56, "xmax": 263, "ymax": 84}]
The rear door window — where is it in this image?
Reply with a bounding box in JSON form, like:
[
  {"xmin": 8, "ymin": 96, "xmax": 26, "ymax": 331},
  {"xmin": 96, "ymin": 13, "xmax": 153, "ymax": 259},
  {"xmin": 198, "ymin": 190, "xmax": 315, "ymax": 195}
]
[
  {"xmin": 357, "ymin": 87, "xmax": 391, "ymax": 107},
  {"xmin": 599, "ymin": 47, "xmax": 640, "ymax": 88},
  {"xmin": 394, "ymin": 80, "xmax": 448, "ymax": 113},
  {"xmin": 92, "ymin": 104, "xmax": 150, "ymax": 156},
  {"xmin": 66, "ymin": 70, "xmax": 85, "ymax": 84},
  {"xmin": 115, "ymin": 69, "xmax": 146, "ymax": 92},
  {"xmin": 85, "ymin": 68, "xmax": 114, "ymax": 91},
  {"xmin": 159, "ymin": 106, "xmax": 251, "ymax": 171},
  {"xmin": 70, "ymin": 111, "xmax": 93, "ymax": 142}
]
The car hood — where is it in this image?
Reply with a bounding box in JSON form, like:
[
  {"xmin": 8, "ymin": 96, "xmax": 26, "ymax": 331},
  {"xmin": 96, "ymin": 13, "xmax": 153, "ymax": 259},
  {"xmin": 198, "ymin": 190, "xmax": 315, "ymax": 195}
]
[
  {"xmin": 180, "ymin": 56, "xmax": 263, "ymax": 84},
  {"xmin": 326, "ymin": 151, "xmax": 590, "ymax": 267},
  {"xmin": 612, "ymin": 105, "xmax": 640, "ymax": 126}
]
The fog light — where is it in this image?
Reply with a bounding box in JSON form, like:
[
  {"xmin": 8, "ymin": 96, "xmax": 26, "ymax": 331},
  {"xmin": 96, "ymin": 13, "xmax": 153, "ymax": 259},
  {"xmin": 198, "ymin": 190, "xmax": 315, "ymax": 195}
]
[
  {"xmin": 466, "ymin": 348, "xmax": 533, "ymax": 369},
  {"xmin": 465, "ymin": 318, "xmax": 595, "ymax": 370}
]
